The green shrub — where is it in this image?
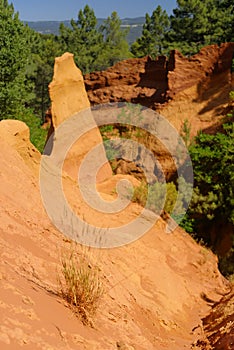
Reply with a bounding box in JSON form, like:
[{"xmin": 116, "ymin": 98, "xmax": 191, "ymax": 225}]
[
  {"xmin": 19, "ymin": 110, "xmax": 47, "ymax": 153},
  {"xmin": 218, "ymin": 247, "xmax": 234, "ymax": 279},
  {"xmin": 180, "ymin": 118, "xmax": 193, "ymax": 148},
  {"xmin": 182, "ymin": 119, "xmax": 234, "ymax": 235},
  {"xmin": 131, "ymin": 179, "xmax": 189, "ymax": 217},
  {"xmin": 180, "ymin": 114, "xmax": 234, "ymax": 276}
]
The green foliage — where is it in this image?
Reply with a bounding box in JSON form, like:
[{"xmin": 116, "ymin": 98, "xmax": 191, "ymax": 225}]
[
  {"xmin": 27, "ymin": 31, "xmax": 63, "ymax": 120},
  {"xmin": 131, "ymin": 178, "xmax": 190, "ymax": 217},
  {"xmin": 178, "ymin": 100, "xmax": 234, "ymax": 276},
  {"xmin": 148, "ymin": 182, "xmax": 181, "ymax": 214},
  {"xmin": 19, "ymin": 110, "xmax": 48, "ymax": 153},
  {"xmin": 116, "ymin": 102, "xmax": 144, "ymax": 137},
  {"xmin": 168, "ymin": 0, "xmax": 234, "ymax": 55},
  {"xmin": 0, "ymin": 0, "xmax": 33, "ymax": 119},
  {"xmin": 212, "ymin": 0, "xmax": 234, "ymax": 43},
  {"xmin": 100, "ymin": 11, "xmax": 132, "ymax": 67},
  {"xmin": 59, "ymin": 7, "xmax": 131, "ymax": 72},
  {"xmin": 229, "ymin": 91, "xmax": 234, "ymax": 102},
  {"xmin": 131, "ymin": 6, "xmax": 170, "ymax": 57},
  {"xmin": 168, "ymin": 0, "xmax": 210, "ymax": 55},
  {"xmin": 99, "ymin": 125, "xmax": 114, "ymax": 142},
  {"xmin": 180, "ymin": 119, "xmax": 193, "ymax": 148},
  {"xmin": 59, "ymin": 5, "xmax": 105, "ymax": 73},
  {"xmin": 0, "ymin": 0, "xmax": 48, "ymax": 152},
  {"xmin": 218, "ymin": 245, "xmax": 234, "ymax": 278},
  {"xmin": 181, "ymin": 117, "xmax": 234, "ymax": 248},
  {"xmin": 219, "ymin": 248, "xmax": 234, "ymax": 278},
  {"xmin": 132, "ymin": 1, "xmax": 234, "ymax": 58}
]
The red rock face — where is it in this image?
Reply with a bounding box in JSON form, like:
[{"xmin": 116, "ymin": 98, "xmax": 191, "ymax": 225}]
[
  {"xmin": 84, "ymin": 43, "xmax": 234, "ymax": 254},
  {"xmin": 168, "ymin": 43, "xmax": 234, "ymax": 97},
  {"xmin": 84, "ymin": 43, "xmax": 234, "ymax": 184},
  {"xmin": 195, "ymin": 288, "xmax": 234, "ymax": 350},
  {"xmin": 84, "ymin": 43, "xmax": 234, "ymax": 109},
  {"xmin": 85, "ymin": 55, "xmax": 169, "ymax": 108}
]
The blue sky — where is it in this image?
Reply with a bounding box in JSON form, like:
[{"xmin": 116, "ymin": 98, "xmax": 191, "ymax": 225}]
[{"xmin": 11, "ymin": 0, "xmax": 177, "ymax": 21}]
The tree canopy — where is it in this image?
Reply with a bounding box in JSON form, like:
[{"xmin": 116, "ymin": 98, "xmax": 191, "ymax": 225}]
[
  {"xmin": 59, "ymin": 6, "xmax": 131, "ymax": 73},
  {"xmin": 131, "ymin": 6, "xmax": 170, "ymax": 58},
  {"xmin": 186, "ymin": 120, "xmax": 234, "ymax": 230},
  {"xmin": 100, "ymin": 11, "xmax": 132, "ymax": 66},
  {"xmin": 168, "ymin": 0, "xmax": 234, "ymax": 55},
  {"xmin": 59, "ymin": 5, "xmax": 105, "ymax": 73},
  {"xmin": 132, "ymin": 0, "xmax": 234, "ymax": 57},
  {"xmin": 0, "ymin": 0, "xmax": 32, "ymax": 119}
]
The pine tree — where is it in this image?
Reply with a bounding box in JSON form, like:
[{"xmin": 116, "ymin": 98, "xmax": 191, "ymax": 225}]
[
  {"xmin": 181, "ymin": 116, "xmax": 234, "ymax": 241},
  {"xmin": 100, "ymin": 11, "xmax": 132, "ymax": 67},
  {"xmin": 0, "ymin": 0, "xmax": 32, "ymax": 119},
  {"xmin": 27, "ymin": 31, "xmax": 62, "ymax": 121},
  {"xmin": 131, "ymin": 6, "xmax": 170, "ymax": 58},
  {"xmin": 211, "ymin": 0, "xmax": 234, "ymax": 43},
  {"xmin": 59, "ymin": 5, "xmax": 104, "ymax": 73},
  {"xmin": 169, "ymin": 0, "xmax": 234, "ymax": 55}
]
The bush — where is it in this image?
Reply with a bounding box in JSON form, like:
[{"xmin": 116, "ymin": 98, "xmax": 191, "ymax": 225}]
[
  {"xmin": 218, "ymin": 247, "xmax": 234, "ymax": 279},
  {"xmin": 131, "ymin": 179, "xmax": 190, "ymax": 218},
  {"xmin": 19, "ymin": 110, "xmax": 47, "ymax": 153},
  {"xmin": 180, "ymin": 113, "xmax": 234, "ymax": 276},
  {"xmin": 181, "ymin": 118, "xmax": 234, "ymax": 238}
]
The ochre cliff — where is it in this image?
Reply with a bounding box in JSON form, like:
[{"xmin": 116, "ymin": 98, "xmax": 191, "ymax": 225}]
[
  {"xmin": 0, "ymin": 119, "xmax": 231, "ymax": 349},
  {"xmin": 84, "ymin": 43, "xmax": 234, "ymax": 112},
  {"xmin": 0, "ymin": 44, "xmax": 233, "ymax": 349}
]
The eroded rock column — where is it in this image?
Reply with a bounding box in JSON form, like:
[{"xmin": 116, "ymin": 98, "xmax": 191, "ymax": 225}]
[{"xmin": 47, "ymin": 52, "xmax": 112, "ymax": 183}]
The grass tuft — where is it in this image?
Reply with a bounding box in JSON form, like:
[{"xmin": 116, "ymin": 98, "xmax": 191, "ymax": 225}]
[{"xmin": 58, "ymin": 247, "xmax": 103, "ymax": 325}]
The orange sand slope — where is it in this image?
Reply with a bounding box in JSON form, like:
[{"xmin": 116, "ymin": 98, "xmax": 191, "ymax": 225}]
[{"xmin": 0, "ymin": 118, "xmax": 231, "ymax": 349}]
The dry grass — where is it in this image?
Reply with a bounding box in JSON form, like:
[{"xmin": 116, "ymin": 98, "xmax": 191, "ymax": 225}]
[{"xmin": 58, "ymin": 246, "xmax": 104, "ymax": 325}]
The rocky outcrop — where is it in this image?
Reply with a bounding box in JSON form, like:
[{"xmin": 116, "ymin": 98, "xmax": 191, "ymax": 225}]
[
  {"xmin": 49, "ymin": 53, "xmax": 91, "ymax": 127},
  {"xmin": 84, "ymin": 43, "xmax": 234, "ymax": 110},
  {"xmin": 195, "ymin": 287, "xmax": 234, "ymax": 350},
  {"xmin": 83, "ymin": 43, "xmax": 234, "ymax": 183},
  {"xmin": 47, "ymin": 52, "xmax": 112, "ymax": 182},
  {"xmin": 0, "ymin": 121, "xmax": 231, "ymax": 348},
  {"xmin": 167, "ymin": 43, "xmax": 234, "ymax": 98},
  {"xmin": 0, "ymin": 119, "xmax": 41, "ymax": 175},
  {"xmin": 85, "ymin": 55, "xmax": 169, "ymax": 108},
  {"xmin": 1, "ymin": 49, "xmax": 233, "ymax": 350}
]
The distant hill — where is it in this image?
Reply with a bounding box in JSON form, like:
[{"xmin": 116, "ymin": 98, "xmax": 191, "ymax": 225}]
[{"xmin": 25, "ymin": 17, "xmax": 145, "ymax": 44}]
